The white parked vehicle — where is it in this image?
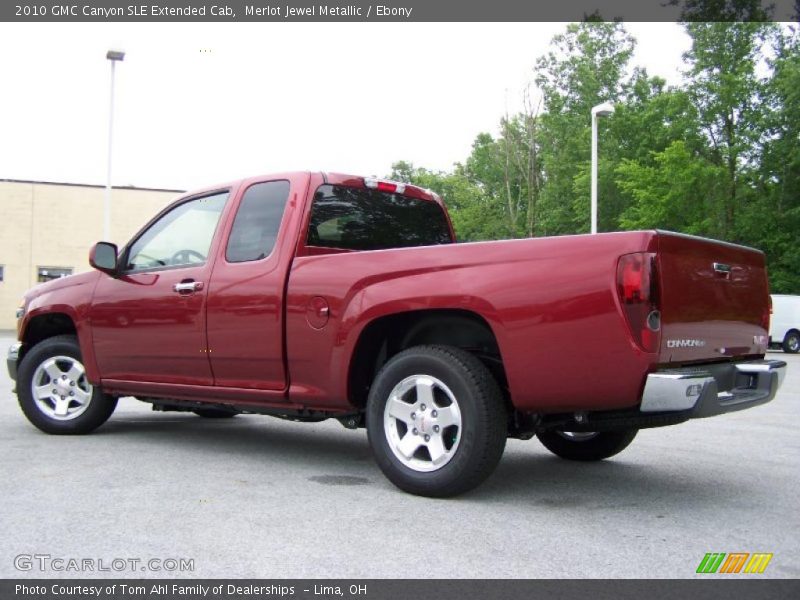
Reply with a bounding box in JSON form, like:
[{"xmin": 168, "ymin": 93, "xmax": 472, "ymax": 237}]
[{"xmin": 770, "ymin": 294, "xmax": 800, "ymax": 353}]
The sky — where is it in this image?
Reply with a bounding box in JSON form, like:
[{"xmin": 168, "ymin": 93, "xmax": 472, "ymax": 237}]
[{"xmin": 0, "ymin": 22, "xmax": 692, "ymax": 191}]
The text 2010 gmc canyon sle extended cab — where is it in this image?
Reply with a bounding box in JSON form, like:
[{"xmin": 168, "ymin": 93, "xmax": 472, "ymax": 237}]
[{"xmin": 7, "ymin": 172, "xmax": 787, "ymax": 496}]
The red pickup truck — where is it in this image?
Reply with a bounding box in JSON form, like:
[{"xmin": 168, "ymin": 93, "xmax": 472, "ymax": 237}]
[{"xmin": 8, "ymin": 172, "xmax": 787, "ymax": 496}]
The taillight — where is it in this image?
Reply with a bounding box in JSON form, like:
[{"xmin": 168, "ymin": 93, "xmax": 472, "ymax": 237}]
[
  {"xmin": 617, "ymin": 252, "xmax": 660, "ymax": 353},
  {"xmin": 364, "ymin": 177, "xmax": 406, "ymax": 194}
]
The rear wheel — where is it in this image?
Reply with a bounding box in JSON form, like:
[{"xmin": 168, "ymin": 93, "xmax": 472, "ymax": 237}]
[
  {"xmin": 366, "ymin": 345, "xmax": 507, "ymax": 497},
  {"xmin": 17, "ymin": 335, "xmax": 117, "ymax": 434},
  {"xmin": 782, "ymin": 330, "xmax": 800, "ymax": 354},
  {"xmin": 538, "ymin": 429, "xmax": 638, "ymax": 461}
]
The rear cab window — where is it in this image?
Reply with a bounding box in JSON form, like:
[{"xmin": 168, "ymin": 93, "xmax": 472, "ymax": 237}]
[{"xmin": 306, "ymin": 184, "xmax": 453, "ymax": 252}]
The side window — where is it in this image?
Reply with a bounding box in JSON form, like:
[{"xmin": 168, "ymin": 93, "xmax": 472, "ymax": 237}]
[
  {"xmin": 126, "ymin": 192, "xmax": 228, "ymax": 271},
  {"xmin": 226, "ymin": 181, "xmax": 291, "ymax": 263}
]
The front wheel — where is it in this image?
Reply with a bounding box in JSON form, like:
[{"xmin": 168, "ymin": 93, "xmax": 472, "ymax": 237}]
[
  {"xmin": 782, "ymin": 330, "xmax": 800, "ymax": 354},
  {"xmin": 537, "ymin": 429, "xmax": 638, "ymax": 461},
  {"xmin": 366, "ymin": 345, "xmax": 507, "ymax": 497},
  {"xmin": 17, "ymin": 335, "xmax": 118, "ymax": 434}
]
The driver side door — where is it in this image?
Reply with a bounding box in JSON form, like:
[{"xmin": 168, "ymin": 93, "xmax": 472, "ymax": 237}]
[{"xmin": 90, "ymin": 190, "xmax": 229, "ymax": 386}]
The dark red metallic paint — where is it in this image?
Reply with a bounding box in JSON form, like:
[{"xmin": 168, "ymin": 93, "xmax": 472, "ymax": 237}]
[
  {"xmin": 205, "ymin": 174, "xmax": 310, "ymax": 391},
  {"xmin": 90, "ymin": 186, "xmax": 236, "ymax": 386},
  {"xmin": 655, "ymin": 232, "xmax": 770, "ymax": 363},
  {"xmin": 20, "ymin": 271, "xmax": 102, "ymax": 382},
  {"xmin": 18, "ymin": 172, "xmax": 771, "ymax": 416},
  {"xmin": 285, "ymin": 231, "xmax": 661, "ymax": 412}
]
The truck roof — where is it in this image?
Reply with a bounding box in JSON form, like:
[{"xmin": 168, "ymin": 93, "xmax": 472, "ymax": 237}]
[{"xmin": 180, "ymin": 172, "xmax": 441, "ymax": 205}]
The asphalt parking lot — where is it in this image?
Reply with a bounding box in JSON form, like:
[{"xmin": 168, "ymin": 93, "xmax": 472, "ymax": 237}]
[{"xmin": 1, "ymin": 331, "xmax": 798, "ymax": 579}]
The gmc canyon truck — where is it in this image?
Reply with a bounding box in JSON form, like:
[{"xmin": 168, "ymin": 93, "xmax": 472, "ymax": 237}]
[{"xmin": 7, "ymin": 172, "xmax": 787, "ymax": 497}]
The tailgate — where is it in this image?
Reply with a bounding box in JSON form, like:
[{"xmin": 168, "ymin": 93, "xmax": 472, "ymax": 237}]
[{"xmin": 656, "ymin": 231, "xmax": 770, "ymax": 363}]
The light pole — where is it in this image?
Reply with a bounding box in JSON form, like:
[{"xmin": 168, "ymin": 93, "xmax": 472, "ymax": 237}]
[
  {"xmin": 590, "ymin": 102, "xmax": 614, "ymax": 235},
  {"xmin": 104, "ymin": 49, "xmax": 125, "ymax": 241}
]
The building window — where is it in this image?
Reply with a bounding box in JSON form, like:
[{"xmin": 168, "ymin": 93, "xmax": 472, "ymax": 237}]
[{"xmin": 37, "ymin": 267, "xmax": 73, "ymax": 283}]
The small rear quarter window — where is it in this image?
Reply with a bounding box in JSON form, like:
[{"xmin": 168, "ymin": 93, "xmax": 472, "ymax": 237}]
[{"xmin": 226, "ymin": 180, "xmax": 291, "ymax": 263}]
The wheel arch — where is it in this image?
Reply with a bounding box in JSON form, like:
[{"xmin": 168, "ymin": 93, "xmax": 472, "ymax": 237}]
[
  {"xmin": 347, "ymin": 309, "xmax": 509, "ymax": 410},
  {"xmin": 784, "ymin": 328, "xmax": 800, "ymax": 353},
  {"xmin": 18, "ymin": 310, "xmax": 100, "ymax": 384},
  {"xmin": 21, "ymin": 311, "xmax": 77, "ymax": 348}
]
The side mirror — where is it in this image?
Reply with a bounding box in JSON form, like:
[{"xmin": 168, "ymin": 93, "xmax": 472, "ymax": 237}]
[{"xmin": 89, "ymin": 242, "xmax": 118, "ymax": 276}]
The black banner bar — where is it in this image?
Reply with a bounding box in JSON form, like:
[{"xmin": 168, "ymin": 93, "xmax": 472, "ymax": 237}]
[
  {"xmin": 3, "ymin": 580, "xmax": 800, "ymax": 600},
  {"xmin": 2, "ymin": 0, "xmax": 798, "ymax": 22}
]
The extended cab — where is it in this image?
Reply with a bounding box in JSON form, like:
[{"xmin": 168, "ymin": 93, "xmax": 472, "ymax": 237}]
[{"xmin": 7, "ymin": 172, "xmax": 787, "ymax": 496}]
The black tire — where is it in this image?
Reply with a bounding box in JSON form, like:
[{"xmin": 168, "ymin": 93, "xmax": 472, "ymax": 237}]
[
  {"xmin": 17, "ymin": 335, "xmax": 117, "ymax": 435},
  {"xmin": 193, "ymin": 408, "xmax": 238, "ymax": 418},
  {"xmin": 782, "ymin": 330, "xmax": 800, "ymax": 354},
  {"xmin": 537, "ymin": 429, "xmax": 638, "ymax": 461},
  {"xmin": 366, "ymin": 345, "xmax": 507, "ymax": 497}
]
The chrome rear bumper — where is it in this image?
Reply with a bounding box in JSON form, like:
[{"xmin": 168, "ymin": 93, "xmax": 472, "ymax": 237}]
[{"xmin": 641, "ymin": 359, "xmax": 786, "ymax": 418}]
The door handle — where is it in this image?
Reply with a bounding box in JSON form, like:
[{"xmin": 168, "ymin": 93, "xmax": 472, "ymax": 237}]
[
  {"xmin": 173, "ymin": 281, "xmax": 204, "ymax": 293},
  {"xmin": 713, "ymin": 262, "xmax": 732, "ymax": 279}
]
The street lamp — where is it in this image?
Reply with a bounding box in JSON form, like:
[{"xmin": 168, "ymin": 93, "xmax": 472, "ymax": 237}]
[
  {"xmin": 590, "ymin": 102, "xmax": 614, "ymax": 235},
  {"xmin": 104, "ymin": 49, "xmax": 125, "ymax": 241}
]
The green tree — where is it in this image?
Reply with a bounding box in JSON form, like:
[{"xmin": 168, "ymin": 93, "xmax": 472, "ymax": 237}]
[
  {"xmin": 534, "ymin": 21, "xmax": 636, "ymax": 234},
  {"xmin": 388, "ymin": 160, "xmax": 509, "ymax": 241},
  {"xmin": 748, "ymin": 27, "xmax": 800, "ymax": 292},
  {"xmin": 599, "ymin": 69, "xmax": 702, "ymax": 231},
  {"xmin": 388, "ymin": 20, "xmax": 800, "ymax": 293},
  {"xmin": 617, "ymin": 140, "xmax": 726, "ymax": 234},
  {"xmin": 682, "ymin": 21, "xmax": 777, "ymax": 238},
  {"xmin": 668, "ymin": 0, "xmax": 772, "ymax": 21}
]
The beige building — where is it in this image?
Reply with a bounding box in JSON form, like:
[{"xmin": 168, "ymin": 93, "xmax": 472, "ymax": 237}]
[{"xmin": 0, "ymin": 179, "xmax": 183, "ymax": 330}]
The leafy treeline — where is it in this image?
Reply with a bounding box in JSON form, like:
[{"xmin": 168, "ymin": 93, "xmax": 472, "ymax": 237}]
[{"xmin": 389, "ymin": 18, "xmax": 800, "ymax": 293}]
